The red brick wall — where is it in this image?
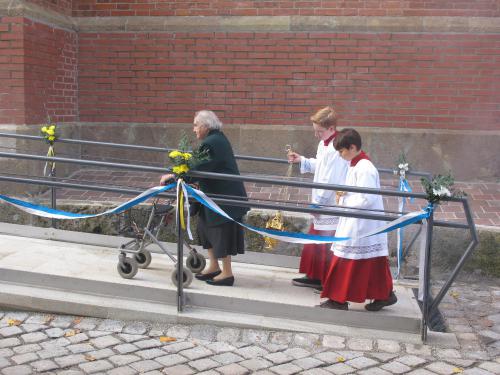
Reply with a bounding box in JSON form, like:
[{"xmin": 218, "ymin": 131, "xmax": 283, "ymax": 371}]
[
  {"xmin": 0, "ymin": 17, "xmax": 25, "ymax": 125},
  {"xmin": 73, "ymin": 1, "xmax": 500, "ymax": 18},
  {"xmin": 78, "ymin": 32, "xmax": 500, "ymax": 130},
  {"xmin": 24, "ymin": 19, "xmax": 78, "ymax": 124}
]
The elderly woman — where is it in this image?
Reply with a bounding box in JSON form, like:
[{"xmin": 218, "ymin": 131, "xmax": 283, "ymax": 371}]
[{"xmin": 160, "ymin": 110, "xmax": 249, "ymax": 286}]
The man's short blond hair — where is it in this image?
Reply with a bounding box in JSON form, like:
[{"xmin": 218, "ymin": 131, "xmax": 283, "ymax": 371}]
[{"xmin": 310, "ymin": 106, "xmax": 338, "ymax": 129}]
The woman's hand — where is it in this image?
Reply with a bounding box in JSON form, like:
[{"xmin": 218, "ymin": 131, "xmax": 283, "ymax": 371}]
[
  {"xmin": 287, "ymin": 151, "xmax": 301, "ymax": 164},
  {"xmin": 160, "ymin": 173, "xmax": 175, "ymax": 186}
]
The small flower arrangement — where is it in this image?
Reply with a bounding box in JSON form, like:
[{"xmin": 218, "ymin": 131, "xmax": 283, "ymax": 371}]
[
  {"xmin": 420, "ymin": 172, "xmax": 464, "ymax": 204},
  {"xmin": 40, "ymin": 123, "xmax": 59, "ymax": 145},
  {"xmin": 168, "ymin": 133, "xmax": 208, "ymax": 177},
  {"xmin": 394, "ymin": 152, "xmax": 410, "ymax": 179}
]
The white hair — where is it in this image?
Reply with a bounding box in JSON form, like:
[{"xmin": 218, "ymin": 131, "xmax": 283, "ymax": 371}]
[{"xmin": 194, "ymin": 110, "xmax": 223, "ymax": 130}]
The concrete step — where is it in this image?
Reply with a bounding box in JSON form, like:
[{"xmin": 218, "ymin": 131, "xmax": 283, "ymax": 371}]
[{"xmin": 0, "ymin": 227, "xmax": 424, "ymax": 339}]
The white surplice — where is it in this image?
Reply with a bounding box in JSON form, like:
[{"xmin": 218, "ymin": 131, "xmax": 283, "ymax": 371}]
[
  {"xmin": 300, "ymin": 139, "xmax": 349, "ymax": 230},
  {"xmin": 333, "ymin": 158, "xmax": 388, "ymax": 259}
]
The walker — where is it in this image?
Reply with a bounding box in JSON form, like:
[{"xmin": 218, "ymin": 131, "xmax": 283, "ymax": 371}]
[{"xmin": 116, "ymin": 199, "xmax": 206, "ymax": 287}]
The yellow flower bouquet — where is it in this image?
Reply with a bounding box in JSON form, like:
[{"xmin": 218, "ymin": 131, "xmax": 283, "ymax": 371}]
[
  {"xmin": 40, "ymin": 123, "xmax": 59, "ymax": 145},
  {"xmin": 168, "ymin": 133, "xmax": 208, "ymax": 177}
]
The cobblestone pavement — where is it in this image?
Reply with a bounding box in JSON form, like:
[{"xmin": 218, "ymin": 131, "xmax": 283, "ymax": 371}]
[{"xmin": 1, "ymin": 281, "xmax": 499, "ymax": 374}]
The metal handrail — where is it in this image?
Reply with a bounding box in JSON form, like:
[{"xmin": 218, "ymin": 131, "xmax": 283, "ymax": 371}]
[
  {"xmin": 0, "ymin": 146, "xmax": 478, "ymax": 342},
  {"xmin": 0, "ymin": 132, "xmax": 432, "ymax": 178}
]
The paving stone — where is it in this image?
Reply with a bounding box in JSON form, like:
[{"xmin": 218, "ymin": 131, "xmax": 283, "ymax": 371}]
[
  {"xmin": 41, "ymin": 337, "xmax": 71, "ymax": 348},
  {"xmin": 24, "ymin": 315, "xmax": 48, "ymax": 325},
  {"xmin": 155, "ymin": 354, "xmax": 188, "ymax": 367},
  {"xmin": 377, "ymin": 339, "xmax": 401, "ymax": 353},
  {"xmin": 258, "ymin": 343, "xmax": 288, "ymax": 353},
  {"xmin": 56, "ymin": 370, "xmax": 85, "ymax": 375},
  {"xmin": 314, "ymin": 351, "xmax": 342, "ymax": 363},
  {"xmin": 335, "ymin": 350, "xmax": 364, "ymax": 360},
  {"xmin": 108, "ymin": 354, "xmax": 141, "ymax": 366},
  {"xmin": 358, "ymin": 368, "xmax": 391, "ymax": 375},
  {"xmin": 324, "ymin": 362, "xmax": 356, "ymax": 374},
  {"xmin": 265, "ymin": 352, "xmax": 292, "ymax": 365},
  {"xmin": 12, "ymin": 352, "xmax": 38, "ymax": 365},
  {"xmin": 162, "ymin": 364, "xmax": 195, "ymax": 375},
  {"xmin": 67, "ymin": 333, "xmax": 88, "ymax": 344},
  {"xmin": 300, "ymin": 369, "xmax": 332, "ymax": 375},
  {"xmin": 179, "ymin": 346, "xmax": 213, "ymax": 360},
  {"xmin": 0, "ymin": 338, "xmax": 21, "ymax": 348},
  {"xmin": 31, "ymin": 359, "xmax": 59, "ymax": 372},
  {"xmin": 163, "ymin": 341, "xmax": 195, "ymax": 354},
  {"xmin": 1, "ymin": 313, "xmax": 28, "ymax": 324},
  {"xmin": 346, "ymin": 338, "xmax": 373, "ymax": 351},
  {"xmin": 12, "ymin": 344, "xmax": 41, "ymax": 355},
  {"xmin": 123, "ymin": 322, "xmax": 148, "ymax": 335},
  {"xmin": 90, "ymin": 335, "xmax": 121, "ymax": 349},
  {"xmin": 322, "ymin": 335, "xmax": 345, "ymax": 349},
  {"xmin": 292, "ymin": 357, "xmax": 323, "ymax": 370},
  {"xmin": 136, "ymin": 348, "xmax": 165, "ymax": 359},
  {"xmin": 50, "ymin": 316, "xmax": 75, "ymax": 328},
  {"xmin": 74, "ymin": 318, "xmax": 99, "ymax": 331},
  {"xmin": 239, "ymin": 357, "xmax": 272, "ymax": 371},
  {"xmin": 406, "ymin": 369, "xmax": 439, "ymax": 375},
  {"xmin": 235, "ymin": 345, "xmax": 269, "ymax": 359},
  {"xmin": 87, "ymin": 331, "xmax": 111, "ymax": 338},
  {"xmin": 134, "ymin": 339, "xmax": 163, "ymax": 349},
  {"xmin": 107, "ymin": 367, "xmax": 137, "ymax": 375},
  {"xmin": 196, "ymin": 370, "xmax": 219, "ymax": 375},
  {"xmin": 0, "ymin": 358, "xmax": 10, "ymax": 369},
  {"xmin": 435, "ymin": 348, "xmax": 462, "ymax": 359},
  {"xmin": 21, "ymin": 324, "xmax": 46, "ymax": 333},
  {"xmin": 397, "ymin": 354, "xmax": 428, "ymax": 366},
  {"xmin": 188, "ymin": 357, "xmax": 219, "ymax": 371},
  {"xmin": 118, "ymin": 334, "xmax": 147, "ymax": 343},
  {"xmin": 45, "ymin": 328, "xmax": 65, "ymax": 338},
  {"xmin": 211, "ymin": 351, "xmax": 244, "ymax": 365},
  {"xmin": 461, "ymin": 368, "xmax": 495, "ymax": 374},
  {"xmin": 405, "ymin": 343, "xmax": 433, "ymax": 356},
  {"xmin": 67, "ymin": 343, "xmax": 94, "ymax": 354},
  {"xmin": 37, "ymin": 346, "xmax": 69, "ymax": 359},
  {"xmin": 96, "ymin": 320, "xmax": 124, "ymax": 333},
  {"xmin": 241, "ymin": 329, "xmax": 269, "ymax": 344},
  {"xmin": 166, "ymin": 325, "xmax": 190, "ymax": 339},
  {"xmin": 269, "ymin": 332, "xmax": 293, "ymax": 346},
  {"xmin": 85, "ymin": 348, "xmax": 114, "ymax": 360},
  {"xmin": 0, "ymin": 348, "xmax": 13, "ymax": 357},
  {"xmin": 345, "ymin": 356, "xmax": 378, "ymax": 369},
  {"xmin": 216, "ymin": 363, "xmax": 250, "ymax": 375},
  {"xmin": 129, "ymin": 359, "xmax": 163, "ymax": 372},
  {"xmin": 114, "ymin": 343, "xmax": 139, "ymax": 354},
  {"xmin": 79, "ymin": 359, "xmax": 114, "ymax": 373},
  {"xmin": 20, "ymin": 332, "xmax": 48, "ymax": 344},
  {"xmin": 54, "ymin": 354, "xmax": 87, "ymax": 367},
  {"xmin": 190, "ymin": 325, "xmax": 217, "ymax": 341},
  {"xmin": 0, "ymin": 326, "xmax": 23, "ymax": 338},
  {"xmin": 293, "ymin": 333, "xmax": 321, "ymax": 348},
  {"xmin": 283, "ymin": 347, "xmax": 311, "ymax": 360},
  {"xmin": 205, "ymin": 341, "xmax": 235, "ymax": 354},
  {"xmin": 369, "ymin": 352, "xmax": 399, "ymax": 362},
  {"xmin": 216, "ymin": 328, "xmax": 241, "ymax": 343},
  {"xmin": 1, "ymin": 364, "xmax": 32, "ymax": 375},
  {"xmin": 381, "ymin": 360, "xmax": 413, "ymax": 374},
  {"xmin": 426, "ymin": 361, "xmax": 461, "ymax": 374},
  {"xmin": 269, "ymin": 362, "xmax": 302, "ymax": 375}
]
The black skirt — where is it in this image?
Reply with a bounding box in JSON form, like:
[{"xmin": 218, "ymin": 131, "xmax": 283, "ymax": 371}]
[{"xmin": 197, "ymin": 213, "xmax": 245, "ymax": 259}]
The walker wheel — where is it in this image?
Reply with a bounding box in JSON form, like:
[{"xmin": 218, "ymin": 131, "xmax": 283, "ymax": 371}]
[
  {"xmin": 134, "ymin": 250, "xmax": 152, "ymax": 269},
  {"xmin": 117, "ymin": 257, "xmax": 138, "ymax": 279},
  {"xmin": 171, "ymin": 268, "xmax": 193, "ymax": 288},
  {"xmin": 186, "ymin": 252, "xmax": 206, "ymax": 274}
]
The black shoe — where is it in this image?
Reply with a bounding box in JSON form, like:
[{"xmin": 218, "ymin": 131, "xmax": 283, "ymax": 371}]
[
  {"xmin": 365, "ymin": 291, "xmax": 398, "ymax": 312},
  {"xmin": 317, "ymin": 300, "xmax": 348, "ymax": 310},
  {"xmin": 206, "ymin": 276, "xmax": 234, "ymax": 286},
  {"xmin": 292, "ymin": 277, "xmax": 321, "ymax": 288},
  {"xmin": 195, "ymin": 270, "xmax": 221, "ymax": 281},
  {"xmin": 313, "ymin": 287, "xmax": 323, "ymax": 295}
]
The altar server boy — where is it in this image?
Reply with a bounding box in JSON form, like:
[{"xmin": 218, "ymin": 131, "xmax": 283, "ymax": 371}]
[
  {"xmin": 288, "ymin": 107, "xmax": 349, "ymax": 289},
  {"xmin": 320, "ymin": 128, "xmax": 397, "ymax": 311}
]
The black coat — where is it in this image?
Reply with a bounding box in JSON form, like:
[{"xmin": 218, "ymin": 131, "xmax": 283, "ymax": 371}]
[{"xmin": 189, "ymin": 129, "xmax": 249, "ymax": 227}]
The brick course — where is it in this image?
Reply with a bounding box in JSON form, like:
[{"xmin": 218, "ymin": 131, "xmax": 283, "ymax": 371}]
[{"xmin": 71, "ymin": 1, "xmax": 500, "ymax": 18}]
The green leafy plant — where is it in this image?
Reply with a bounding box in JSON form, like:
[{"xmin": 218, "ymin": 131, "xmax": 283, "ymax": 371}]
[{"xmin": 420, "ymin": 172, "xmax": 464, "ymax": 204}]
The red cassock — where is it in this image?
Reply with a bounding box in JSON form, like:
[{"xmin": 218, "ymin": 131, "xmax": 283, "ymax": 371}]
[
  {"xmin": 299, "ymin": 225, "xmax": 334, "ymax": 283},
  {"xmin": 320, "ymin": 255, "xmax": 393, "ymax": 303}
]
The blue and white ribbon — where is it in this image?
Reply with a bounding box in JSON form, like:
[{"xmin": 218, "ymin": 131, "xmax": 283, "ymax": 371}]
[
  {"xmin": 0, "ymin": 183, "xmax": 176, "ymax": 220},
  {"xmin": 396, "ymin": 177, "xmax": 414, "ymax": 278},
  {"xmin": 0, "ymin": 181, "xmax": 430, "ymax": 245}
]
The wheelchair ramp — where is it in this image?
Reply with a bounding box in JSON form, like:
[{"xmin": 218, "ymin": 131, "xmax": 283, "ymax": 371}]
[{"xmin": 0, "ymin": 230, "xmax": 423, "ymax": 340}]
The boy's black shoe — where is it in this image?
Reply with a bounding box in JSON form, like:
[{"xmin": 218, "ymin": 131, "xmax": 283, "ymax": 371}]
[
  {"xmin": 317, "ymin": 300, "xmax": 348, "ymax": 310},
  {"xmin": 292, "ymin": 277, "xmax": 321, "ymax": 288},
  {"xmin": 365, "ymin": 291, "xmax": 398, "ymax": 312}
]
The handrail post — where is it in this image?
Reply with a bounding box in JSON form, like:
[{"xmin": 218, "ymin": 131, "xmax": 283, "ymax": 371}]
[
  {"xmin": 176, "ymin": 184, "xmax": 184, "ymax": 312},
  {"xmin": 50, "ymin": 162, "xmax": 57, "ymax": 229},
  {"xmin": 421, "ymin": 204, "xmax": 434, "ymax": 342}
]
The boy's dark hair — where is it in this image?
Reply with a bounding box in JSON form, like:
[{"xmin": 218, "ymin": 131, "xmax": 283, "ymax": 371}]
[{"xmin": 334, "ymin": 128, "xmax": 362, "ymax": 151}]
